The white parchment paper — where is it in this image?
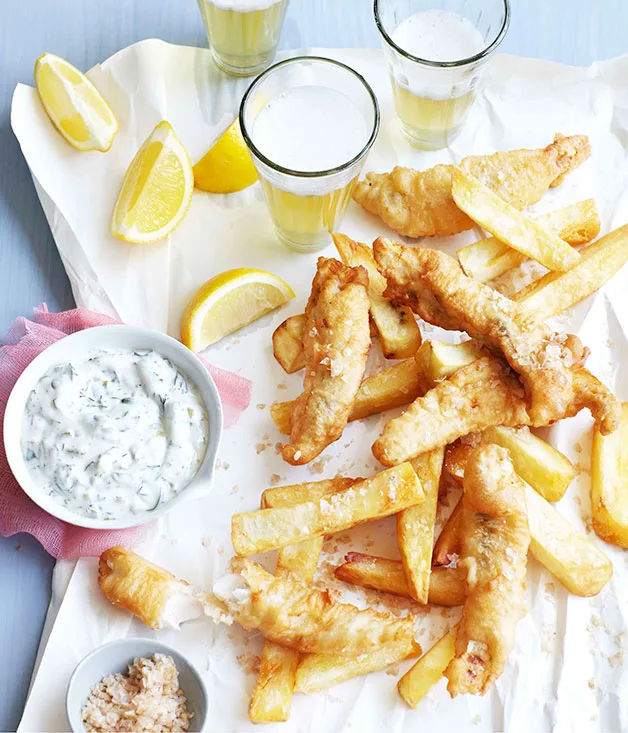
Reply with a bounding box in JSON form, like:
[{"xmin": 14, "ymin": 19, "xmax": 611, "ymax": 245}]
[{"xmin": 11, "ymin": 40, "xmax": 628, "ymax": 732}]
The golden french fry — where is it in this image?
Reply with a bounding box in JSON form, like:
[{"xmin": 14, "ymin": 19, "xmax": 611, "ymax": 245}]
[
  {"xmin": 397, "ymin": 629, "xmax": 457, "ymax": 708},
  {"xmin": 526, "ymin": 486, "xmax": 612, "ymax": 596},
  {"xmin": 432, "ymin": 499, "xmax": 463, "ymax": 566},
  {"xmin": 456, "ymin": 199, "xmax": 600, "ymax": 282},
  {"xmin": 273, "ymin": 314, "xmax": 306, "ymax": 373},
  {"xmin": 217, "ymin": 558, "xmax": 415, "ymax": 657},
  {"xmin": 451, "ymin": 167, "xmax": 580, "ymax": 271},
  {"xmin": 295, "ymin": 641, "xmax": 421, "ymax": 695},
  {"xmin": 482, "ymin": 426, "xmax": 576, "ymax": 502},
  {"xmin": 591, "ymin": 402, "xmax": 628, "ymax": 548},
  {"xmin": 250, "ymin": 481, "xmax": 326, "ymax": 723},
  {"xmin": 445, "ymin": 428, "xmax": 576, "ymax": 502},
  {"xmin": 249, "ymin": 641, "xmax": 300, "ymax": 723},
  {"xmin": 262, "ymin": 477, "xmax": 360, "ymax": 509},
  {"xmin": 335, "ymin": 553, "xmax": 465, "ymax": 607},
  {"xmin": 270, "ymin": 358, "xmax": 427, "ymax": 435},
  {"xmin": 333, "ymin": 233, "xmax": 422, "ymax": 359},
  {"xmin": 415, "ymin": 340, "xmax": 484, "ymax": 388},
  {"xmin": 513, "ymin": 223, "xmax": 628, "ymax": 318},
  {"xmin": 232, "ymin": 464, "xmax": 424, "ymax": 556},
  {"xmin": 397, "ymin": 449, "xmax": 444, "ymax": 602}
]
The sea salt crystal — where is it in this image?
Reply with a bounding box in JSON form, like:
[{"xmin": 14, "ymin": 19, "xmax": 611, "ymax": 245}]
[{"xmin": 330, "ymin": 359, "xmax": 343, "ymax": 378}]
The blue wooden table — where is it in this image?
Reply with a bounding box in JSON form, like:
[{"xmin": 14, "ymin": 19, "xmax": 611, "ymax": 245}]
[{"xmin": 1, "ymin": 0, "xmax": 626, "ymax": 729}]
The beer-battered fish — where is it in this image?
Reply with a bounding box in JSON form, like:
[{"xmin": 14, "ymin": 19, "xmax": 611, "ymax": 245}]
[
  {"xmin": 281, "ymin": 258, "xmax": 370, "ymax": 466},
  {"xmin": 213, "ymin": 558, "xmax": 416, "ymax": 657},
  {"xmin": 354, "ymin": 134, "xmax": 590, "ymax": 238},
  {"xmin": 372, "ymin": 355, "xmax": 617, "ymax": 466},
  {"xmin": 445, "ymin": 445, "xmax": 530, "ymax": 697},
  {"xmin": 373, "ymin": 238, "xmax": 619, "ymax": 435}
]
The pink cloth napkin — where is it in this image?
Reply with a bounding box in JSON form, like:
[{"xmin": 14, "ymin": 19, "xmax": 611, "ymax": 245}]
[{"xmin": 0, "ymin": 305, "xmax": 251, "ymax": 559}]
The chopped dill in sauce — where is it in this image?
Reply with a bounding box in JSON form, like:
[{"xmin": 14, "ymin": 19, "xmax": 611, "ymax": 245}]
[{"xmin": 21, "ymin": 349, "xmax": 209, "ymax": 520}]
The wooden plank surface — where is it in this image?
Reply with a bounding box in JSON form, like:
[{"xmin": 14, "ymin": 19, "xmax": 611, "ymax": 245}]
[{"xmin": 1, "ymin": 0, "xmax": 626, "ymax": 729}]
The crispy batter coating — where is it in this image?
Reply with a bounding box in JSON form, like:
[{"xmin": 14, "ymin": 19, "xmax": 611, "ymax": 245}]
[
  {"xmin": 98, "ymin": 546, "xmax": 191, "ymax": 630},
  {"xmin": 372, "ymin": 355, "xmax": 617, "ymax": 465},
  {"xmin": 281, "ymin": 257, "xmax": 371, "ymax": 465},
  {"xmin": 373, "ymin": 238, "xmax": 619, "ymax": 435},
  {"xmin": 220, "ymin": 558, "xmax": 415, "ymax": 657},
  {"xmin": 445, "ymin": 445, "xmax": 530, "ymax": 696},
  {"xmin": 353, "ymin": 134, "xmax": 590, "ymax": 238}
]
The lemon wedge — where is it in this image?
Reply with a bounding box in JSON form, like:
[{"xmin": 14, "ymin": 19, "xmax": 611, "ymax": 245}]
[
  {"xmin": 111, "ymin": 120, "xmax": 194, "ymax": 244},
  {"xmin": 34, "ymin": 52, "xmax": 118, "ymax": 152},
  {"xmin": 193, "ymin": 119, "xmax": 258, "ymax": 194},
  {"xmin": 181, "ymin": 269, "xmax": 295, "ymax": 351}
]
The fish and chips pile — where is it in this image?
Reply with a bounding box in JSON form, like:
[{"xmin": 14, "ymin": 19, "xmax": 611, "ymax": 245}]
[{"xmin": 96, "ymin": 134, "xmax": 628, "ymax": 723}]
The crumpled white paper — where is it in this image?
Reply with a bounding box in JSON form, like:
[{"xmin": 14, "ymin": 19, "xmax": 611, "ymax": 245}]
[{"xmin": 11, "ymin": 39, "xmax": 628, "ymax": 732}]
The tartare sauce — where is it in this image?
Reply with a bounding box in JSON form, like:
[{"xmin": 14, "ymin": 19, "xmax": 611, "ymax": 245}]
[{"xmin": 21, "ymin": 349, "xmax": 209, "ymax": 520}]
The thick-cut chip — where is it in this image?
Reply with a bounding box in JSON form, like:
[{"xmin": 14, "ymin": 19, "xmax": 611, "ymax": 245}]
[
  {"xmin": 397, "ymin": 449, "xmax": 444, "ymax": 602},
  {"xmin": 295, "ymin": 641, "xmax": 420, "ymax": 694},
  {"xmin": 262, "ymin": 477, "xmax": 360, "ymax": 509},
  {"xmin": 482, "ymin": 426, "xmax": 576, "ymax": 501},
  {"xmin": 445, "ymin": 428, "xmax": 576, "ymax": 503},
  {"xmin": 591, "ymin": 402, "xmax": 628, "ymax": 548},
  {"xmin": 273, "ymin": 314, "xmax": 306, "ymax": 373},
  {"xmin": 432, "ymin": 499, "xmax": 463, "ymax": 566},
  {"xmin": 333, "ymin": 233, "xmax": 421, "ymax": 359},
  {"xmin": 213, "ymin": 558, "xmax": 416, "ymax": 656},
  {"xmin": 232, "ymin": 463, "xmax": 424, "ymax": 556},
  {"xmin": 335, "ymin": 553, "xmax": 465, "ymax": 606},
  {"xmin": 250, "ymin": 641, "xmax": 300, "ymax": 723},
  {"xmin": 271, "ymin": 357, "xmax": 427, "ymax": 434},
  {"xmin": 513, "ymin": 223, "xmax": 628, "ymax": 318},
  {"xmin": 526, "ymin": 486, "xmax": 612, "ymax": 596},
  {"xmin": 250, "ymin": 482, "xmax": 327, "ymax": 723},
  {"xmin": 451, "ymin": 167, "xmax": 580, "ymax": 271},
  {"xmin": 415, "ymin": 340, "xmax": 485, "ymax": 388},
  {"xmin": 456, "ymin": 199, "xmax": 600, "ymax": 283},
  {"xmin": 397, "ymin": 629, "xmax": 457, "ymax": 708}
]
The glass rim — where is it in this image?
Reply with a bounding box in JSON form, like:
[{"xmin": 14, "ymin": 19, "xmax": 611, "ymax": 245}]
[
  {"xmin": 239, "ymin": 55, "xmax": 381, "ymax": 179},
  {"xmin": 373, "ymin": 0, "xmax": 511, "ymax": 69}
]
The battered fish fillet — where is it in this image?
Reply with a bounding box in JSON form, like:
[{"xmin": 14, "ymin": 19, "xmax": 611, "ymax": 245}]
[
  {"xmin": 281, "ymin": 257, "xmax": 371, "ymax": 465},
  {"xmin": 213, "ymin": 558, "xmax": 415, "ymax": 657},
  {"xmin": 353, "ymin": 134, "xmax": 590, "ymax": 238},
  {"xmin": 445, "ymin": 445, "xmax": 530, "ymax": 697},
  {"xmin": 372, "ymin": 355, "xmax": 616, "ymax": 466},
  {"xmin": 373, "ymin": 238, "xmax": 619, "ymax": 434},
  {"xmin": 98, "ymin": 547, "xmax": 204, "ymax": 630}
]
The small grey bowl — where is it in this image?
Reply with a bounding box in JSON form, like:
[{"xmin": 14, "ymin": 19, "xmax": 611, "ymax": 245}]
[{"xmin": 66, "ymin": 638, "xmax": 208, "ymax": 732}]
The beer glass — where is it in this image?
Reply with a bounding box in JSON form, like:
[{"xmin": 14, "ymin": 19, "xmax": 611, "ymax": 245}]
[
  {"xmin": 197, "ymin": 0, "xmax": 289, "ymax": 77},
  {"xmin": 240, "ymin": 57, "xmax": 380, "ymax": 252},
  {"xmin": 375, "ymin": 0, "xmax": 510, "ymax": 149}
]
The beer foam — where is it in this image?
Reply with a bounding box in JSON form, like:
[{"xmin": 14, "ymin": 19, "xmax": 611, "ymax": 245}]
[
  {"xmin": 205, "ymin": 0, "xmax": 285, "ymax": 11},
  {"xmin": 391, "ymin": 9, "xmax": 485, "ymax": 63},
  {"xmin": 251, "ymin": 85, "xmax": 370, "ymax": 173}
]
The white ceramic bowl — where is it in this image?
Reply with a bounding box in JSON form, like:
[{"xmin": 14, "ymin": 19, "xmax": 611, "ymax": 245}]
[
  {"xmin": 66, "ymin": 638, "xmax": 209, "ymax": 732},
  {"xmin": 4, "ymin": 324, "xmax": 222, "ymax": 529}
]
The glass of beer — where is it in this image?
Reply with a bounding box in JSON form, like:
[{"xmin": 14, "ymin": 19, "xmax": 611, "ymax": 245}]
[
  {"xmin": 375, "ymin": 0, "xmax": 510, "ymax": 149},
  {"xmin": 197, "ymin": 0, "xmax": 289, "ymax": 77},
  {"xmin": 240, "ymin": 57, "xmax": 380, "ymax": 252}
]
